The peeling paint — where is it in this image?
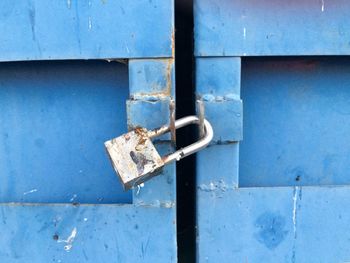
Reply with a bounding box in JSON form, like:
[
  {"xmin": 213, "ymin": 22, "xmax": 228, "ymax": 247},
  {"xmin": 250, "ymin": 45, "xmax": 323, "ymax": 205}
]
[
  {"xmin": 136, "ymin": 183, "xmax": 144, "ymax": 195},
  {"xmin": 198, "ymin": 180, "xmax": 236, "ymax": 192},
  {"xmin": 198, "ymin": 93, "xmax": 240, "ymax": 102},
  {"xmin": 23, "ymin": 189, "xmax": 38, "ymax": 195},
  {"xmin": 57, "ymin": 227, "xmax": 77, "ymax": 252},
  {"xmin": 171, "ymin": 29, "xmax": 175, "ymax": 58},
  {"xmin": 165, "ymin": 59, "xmax": 173, "ymax": 98},
  {"xmin": 88, "ymin": 17, "xmax": 92, "ymax": 30},
  {"xmin": 70, "ymin": 194, "xmax": 77, "ymax": 202},
  {"xmin": 134, "ymin": 200, "xmax": 175, "ymax": 208},
  {"xmin": 130, "ymin": 93, "xmax": 170, "ymax": 101},
  {"xmin": 292, "ymin": 186, "xmax": 299, "ymax": 236},
  {"xmin": 292, "ymin": 186, "xmax": 302, "ymax": 262},
  {"xmin": 129, "ymin": 59, "xmax": 174, "ymax": 100},
  {"xmin": 125, "ymin": 42, "xmax": 130, "ymax": 53}
]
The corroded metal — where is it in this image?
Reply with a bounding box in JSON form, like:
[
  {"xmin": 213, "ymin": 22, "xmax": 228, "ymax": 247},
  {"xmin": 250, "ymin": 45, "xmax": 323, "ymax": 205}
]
[{"xmin": 105, "ymin": 128, "xmax": 164, "ymax": 190}]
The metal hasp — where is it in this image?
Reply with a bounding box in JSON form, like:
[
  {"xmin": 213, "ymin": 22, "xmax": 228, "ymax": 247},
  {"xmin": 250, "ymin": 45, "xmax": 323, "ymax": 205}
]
[{"xmin": 105, "ymin": 116, "xmax": 213, "ymax": 190}]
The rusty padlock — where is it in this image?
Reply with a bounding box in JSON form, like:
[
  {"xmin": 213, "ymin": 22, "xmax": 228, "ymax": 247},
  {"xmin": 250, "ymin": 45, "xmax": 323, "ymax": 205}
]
[{"xmin": 104, "ymin": 116, "xmax": 213, "ymax": 190}]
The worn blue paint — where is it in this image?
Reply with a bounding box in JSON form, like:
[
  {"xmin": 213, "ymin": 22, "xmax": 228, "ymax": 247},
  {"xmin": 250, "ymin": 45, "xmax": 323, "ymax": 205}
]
[
  {"xmin": 126, "ymin": 99, "xmax": 172, "ymax": 140},
  {"xmin": 196, "ymin": 57, "xmax": 242, "ymax": 143},
  {"xmin": 254, "ymin": 212, "xmax": 289, "ymax": 250},
  {"xmin": 194, "ymin": 0, "xmax": 350, "ymax": 56},
  {"xmin": 0, "ymin": 204, "xmax": 176, "ymax": 263},
  {"xmin": 197, "ymin": 144, "xmax": 239, "ymax": 187},
  {"xmin": 0, "ymin": 60, "xmax": 131, "ymax": 204},
  {"xmin": 0, "ymin": 0, "xmax": 176, "ymax": 260},
  {"xmin": 199, "ymin": 100, "xmax": 242, "ymax": 143},
  {"xmin": 195, "ymin": 56, "xmax": 350, "ymax": 261},
  {"xmin": 129, "ymin": 59, "xmax": 175, "ymax": 100},
  {"xmin": 240, "ymin": 57, "xmax": 350, "ymax": 187},
  {"xmin": 197, "ymin": 186, "xmax": 350, "ymax": 262},
  {"xmin": 196, "ymin": 57, "xmax": 240, "ymax": 97},
  {"xmin": 0, "ymin": 0, "xmax": 174, "ymax": 61},
  {"xmin": 127, "ymin": 59, "xmax": 176, "ymax": 208},
  {"xmin": 0, "ymin": 57, "xmax": 177, "ymax": 261},
  {"xmin": 195, "ymin": 1, "xmax": 350, "ymax": 261}
]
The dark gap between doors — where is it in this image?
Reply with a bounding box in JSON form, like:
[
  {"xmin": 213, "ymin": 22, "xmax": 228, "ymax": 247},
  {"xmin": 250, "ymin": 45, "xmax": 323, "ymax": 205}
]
[{"xmin": 175, "ymin": 0, "xmax": 196, "ymax": 262}]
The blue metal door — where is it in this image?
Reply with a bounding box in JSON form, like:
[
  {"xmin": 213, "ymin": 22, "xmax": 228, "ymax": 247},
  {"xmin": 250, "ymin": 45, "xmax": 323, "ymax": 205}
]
[
  {"xmin": 195, "ymin": 1, "xmax": 350, "ymax": 262},
  {"xmin": 0, "ymin": 1, "xmax": 176, "ymax": 262}
]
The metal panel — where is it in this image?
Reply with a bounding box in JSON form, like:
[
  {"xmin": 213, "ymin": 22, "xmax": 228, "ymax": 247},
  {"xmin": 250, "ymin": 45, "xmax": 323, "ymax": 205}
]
[
  {"xmin": 128, "ymin": 59, "xmax": 176, "ymax": 207},
  {"xmin": 197, "ymin": 143, "xmax": 239, "ymax": 188},
  {"xmin": 197, "ymin": 186, "xmax": 350, "ymax": 263},
  {"xmin": 195, "ymin": 1, "xmax": 350, "ymax": 262},
  {"xmin": 0, "ymin": 204, "xmax": 176, "ymax": 263},
  {"xmin": 129, "ymin": 59, "xmax": 175, "ymax": 100},
  {"xmin": 240, "ymin": 57, "xmax": 350, "ymax": 187},
  {"xmin": 194, "ymin": 0, "xmax": 350, "ymax": 56},
  {"xmin": 0, "ymin": 60, "xmax": 131, "ymax": 204},
  {"xmin": 1, "ymin": 0, "xmax": 176, "ymax": 259},
  {"xmin": 195, "ymin": 56, "xmax": 350, "ymax": 262},
  {"xmin": 0, "ymin": 58, "xmax": 177, "ymax": 262},
  {"xmin": 195, "ymin": 57, "xmax": 242, "ymax": 261},
  {"xmin": 0, "ymin": 0, "xmax": 174, "ymax": 61},
  {"xmin": 196, "ymin": 57, "xmax": 242, "ymax": 143}
]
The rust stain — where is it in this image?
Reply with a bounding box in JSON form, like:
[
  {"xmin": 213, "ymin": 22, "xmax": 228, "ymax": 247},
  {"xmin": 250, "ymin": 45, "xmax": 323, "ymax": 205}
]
[
  {"xmin": 165, "ymin": 58, "xmax": 173, "ymax": 98},
  {"xmin": 134, "ymin": 127, "xmax": 148, "ymax": 148},
  {"xmin": 264, "ymin": 59, "xmax": 318, "ymax": 71},
  {"xmin": 169, "ymin": 100, "xmax": 176, "ymax": 145},
  {"xmin": 171, "ymin": 29, "xmax": 175, "ymax": 58}
]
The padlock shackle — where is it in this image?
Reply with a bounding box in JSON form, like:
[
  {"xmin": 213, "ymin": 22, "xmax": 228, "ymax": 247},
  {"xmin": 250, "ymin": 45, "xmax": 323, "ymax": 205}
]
[
  {"xmin": 149, "ymin": 115, "xmax": 213, "ymax": 164},
  {"xmin": 147, "ymin": 115, "xmax": 211, "ymax": 139}
]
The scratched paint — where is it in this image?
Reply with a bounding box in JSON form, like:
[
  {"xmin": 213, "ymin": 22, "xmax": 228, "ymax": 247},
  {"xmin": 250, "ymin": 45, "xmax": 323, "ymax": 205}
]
[
  {"xmin": 321, "ymin": 0, "xmax": 325, "ymax": 12},
  {"xmin": 57, "ymin": 227, "xmax": 77, "ymax": 252},
  {"xmin": 0, "ymin": 1, "xmax": 176, "ymax": 262},
  {"xmin": 23, "ymin": 189, "xmax": 38, "ymax": 195},
  {"xmin": 0, "ymin": 0, "xmax": 174, "ymax": 61},
  {"xmin": 195, "ymin": 0, "xmax": 350, "ymax": 56},
  {"xmin": 195, "ymin": 1, "xmax": 350, "ymax": 262}
]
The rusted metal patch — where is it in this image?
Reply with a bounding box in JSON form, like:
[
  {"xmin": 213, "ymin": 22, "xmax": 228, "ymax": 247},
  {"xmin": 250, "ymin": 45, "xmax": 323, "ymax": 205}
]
[{"xmin": 128, "ymin": 59, "xmax": 174, "ymax": 100}]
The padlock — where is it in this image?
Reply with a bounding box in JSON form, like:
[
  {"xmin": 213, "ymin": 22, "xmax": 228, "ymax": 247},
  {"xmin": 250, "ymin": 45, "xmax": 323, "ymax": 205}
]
[{"xmin": 104, "ymin": 115, "xmax": 213, "ymax": 190}]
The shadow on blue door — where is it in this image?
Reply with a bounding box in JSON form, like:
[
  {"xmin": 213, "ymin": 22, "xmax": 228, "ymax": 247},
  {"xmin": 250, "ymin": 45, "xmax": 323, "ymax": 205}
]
[{"xmin": 0, "ymin": 60, "xmax": 131, "ymax": 204}]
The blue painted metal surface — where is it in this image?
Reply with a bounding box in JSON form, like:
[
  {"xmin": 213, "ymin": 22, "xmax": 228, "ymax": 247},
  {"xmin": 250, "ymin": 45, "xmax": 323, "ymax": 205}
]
[
  {"xmin": 0, "ymin": 60, "xmax": 130, "ymax": 204},
  {"xmin": 240, "ymin": 57, "xmax": 350, "ymax": 187},
  {"xmin": 129, "ymin": 59, "xmax": 175, "ymax": 100},
  {"xmin": 197, "ymin": 186, "xmax": 350, "ymax": 262},
  {"xmin": 195, "ymin": 3, "xmax": 350, "ymax": 259},
  {"xmin": 0, "ymin": 0, "xmax": 174, "ymax": 61},
  {"xmin": 194, "ymin": 0, "xmax": 350, "ymax": 56},
  {"xmin": 196, "ymin": 58, "xmax": 242, "ymax": 143},
  {"xmin": 0, "ymin": 204, "xmax": 176, "ymax": 262},
  {"xmin": 127, "ymin": 59, "xmax": 176, "ymax": 206},
  {"xmin": 0, "ymin": 1, "xmax": 176, "ymax": 262},
  {"xmin": 0, "ymin": 58, "xmax": 177, "ymax": 261}
]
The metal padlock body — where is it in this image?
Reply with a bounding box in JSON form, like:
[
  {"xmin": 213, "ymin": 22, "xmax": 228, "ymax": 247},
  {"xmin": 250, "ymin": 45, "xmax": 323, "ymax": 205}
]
[
  {"xmin": 105, "ymin": 127, "xmax": 165, "ymax": 190},
  {"xmin": 105, "ymin": 116, "xmax": 213, "ymax": 190}
]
